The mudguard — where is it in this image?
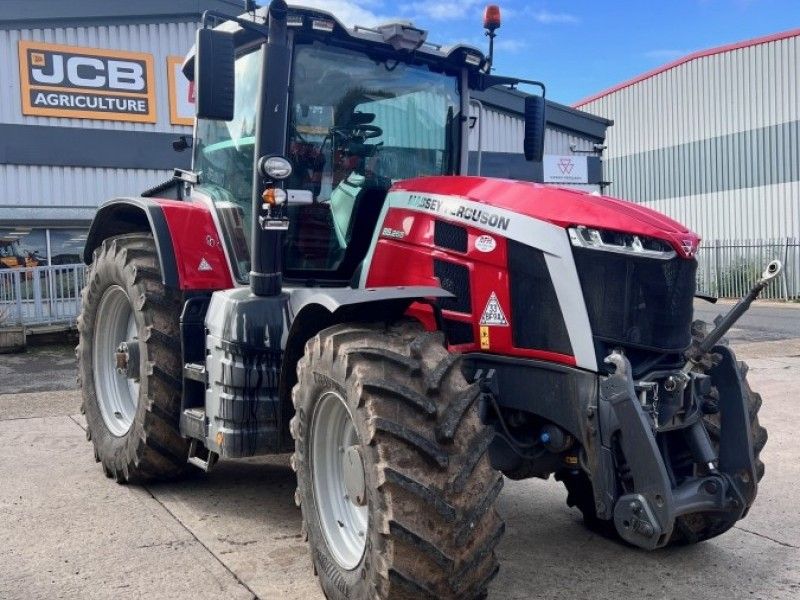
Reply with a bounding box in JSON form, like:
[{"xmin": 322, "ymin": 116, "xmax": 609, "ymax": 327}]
[
  {"xmin": 84, "ymin": 197, "xmax": 233, "ymax": 291},
  {"xmin": 288, "ymin": 285, "xmax": 453, "ymax": 319}
]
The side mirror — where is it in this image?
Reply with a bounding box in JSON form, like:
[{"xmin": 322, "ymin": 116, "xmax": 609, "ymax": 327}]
[
  {"xmin": 523, "ymin": 94, "xmax": 546, "ymax": 162},
  {"xmin": 195, "ymin": 28, "xmax": 235, "ymax": 121}
]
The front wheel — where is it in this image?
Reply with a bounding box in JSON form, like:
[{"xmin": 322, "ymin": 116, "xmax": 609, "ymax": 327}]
[
  {"xmin": 291, "ymin": 321, "xmax": 504, "ymax": 600},
  {"xmin": 77, "ymin": 234, "xmax": 189, "ymax": 483}
]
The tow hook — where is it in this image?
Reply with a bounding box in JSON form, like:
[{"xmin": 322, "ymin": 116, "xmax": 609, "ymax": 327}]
[{"xmin": 115, "ymin": 340, "xmax": 140, "ymax": 381}]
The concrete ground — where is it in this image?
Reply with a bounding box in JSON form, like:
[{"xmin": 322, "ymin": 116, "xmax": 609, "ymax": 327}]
[{"xmin": 1, "ymin": 306, "xmax": 799, "ymax": 599}]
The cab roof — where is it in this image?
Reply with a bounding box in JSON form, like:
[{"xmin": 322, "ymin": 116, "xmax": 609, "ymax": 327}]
[{"xmin": 183, "ymin": 2, "xmax": 488, "ymax": 80}]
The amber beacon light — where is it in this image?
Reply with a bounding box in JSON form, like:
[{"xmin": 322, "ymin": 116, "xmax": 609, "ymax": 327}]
[{"xmin": 483, "ymin": 5, "xmax": 501, "ymax": 31}]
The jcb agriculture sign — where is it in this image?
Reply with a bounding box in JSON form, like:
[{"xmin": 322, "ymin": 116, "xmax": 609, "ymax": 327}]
[{"xmin": 18, "ymin": 41, "xmax": 156, "ymax": 123}]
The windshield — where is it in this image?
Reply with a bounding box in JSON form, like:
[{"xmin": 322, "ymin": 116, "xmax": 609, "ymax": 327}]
[{"xmin": 285, "ymin": 41, "xmax": 462, "ymax": 279}]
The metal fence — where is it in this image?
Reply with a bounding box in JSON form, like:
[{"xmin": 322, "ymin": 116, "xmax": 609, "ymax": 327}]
[
  {"xmin": 0, "ymin": 264, "xmax": 87, "ymax": 327},
  {"xmin": 696, "ymin": 238, "xmax": 800, "ymax": 300},
  {"xmin": 0, "ymin": 241, "xmax": 796, "ymax": 328}
]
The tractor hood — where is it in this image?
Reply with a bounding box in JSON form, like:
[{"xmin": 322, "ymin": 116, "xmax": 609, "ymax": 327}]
[{"xmin": 392, "ymin": 176, "xmax": 700, "ymax": 258}]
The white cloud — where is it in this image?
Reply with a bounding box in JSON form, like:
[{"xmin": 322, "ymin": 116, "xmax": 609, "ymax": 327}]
[
  {"xmin": 495, "ymin": 38, "xmax": 529, "ymax": 53},
  {"xmin": 404, "ymin": 0, "xmax": 483, "ymax": 21},
  {"xmin": 288, "ymin": 0, "xmax": 394, "ymax": 26},
  {"xmin": 530, "ymin": 9, "xmax": 578, "ymax": 24}
]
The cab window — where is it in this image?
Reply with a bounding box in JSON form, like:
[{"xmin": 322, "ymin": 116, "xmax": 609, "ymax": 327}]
[
  {"xmin": 284, "ymin": 41, "xmax": 461, "ymax": 283},
  {"xmin": 193, "ymin": 47, "xmax": 263, "ymax": 282}
]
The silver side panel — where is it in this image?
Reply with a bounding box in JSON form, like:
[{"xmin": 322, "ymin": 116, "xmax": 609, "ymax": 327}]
[{"xmin": 287, "ymin": 285, "xmax": 452, "ymax": 321}]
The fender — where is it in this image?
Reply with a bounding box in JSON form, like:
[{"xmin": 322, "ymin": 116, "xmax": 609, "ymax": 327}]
[
  {"xmin": 288, "ymin": 285, "xmax": 452, "ymax": 319},
  {"xmin": 84, "ymin": 197, "xmax": 234, "ymax": 291}
]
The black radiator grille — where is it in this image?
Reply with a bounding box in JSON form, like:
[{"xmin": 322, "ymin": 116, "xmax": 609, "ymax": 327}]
[
  {"xmin": 572, "ymin": 248, "xmax": 696, "ymax": 351},
  {"xmin": 434, "ymin": 220, "xmax": 468, "ymax": 253},
  {"xmin": 443, "ymin": 318, "xmax": 474, "ymax": 345},
  {"xmin": 434, "ymin": 259, "xmax": 472, "ymax": 313},
  {"xmin": 507, "ymin": 240, "xmax": 573, "ymax": 355}
]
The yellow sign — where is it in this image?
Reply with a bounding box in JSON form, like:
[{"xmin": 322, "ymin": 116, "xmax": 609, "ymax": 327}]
[
  {"xmin": 18, "ymin": 40, "xmax": 156, "ymax": 123},
  {"xmin": 167, "ymin": 55, "xmax": 194, "ymax": 127},
  {"xmin": 480, "ymin": 326, "xmax": 490, "ymax": 350}
]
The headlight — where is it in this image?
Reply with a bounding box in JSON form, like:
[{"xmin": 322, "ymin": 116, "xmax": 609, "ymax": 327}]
[
  {"xmin": 568, "ymin": 226, "xmax": 676, "ymax": 259},
  {"xmin": 258, "ymin": 155, "xmax": 293, "ymax": 180}
]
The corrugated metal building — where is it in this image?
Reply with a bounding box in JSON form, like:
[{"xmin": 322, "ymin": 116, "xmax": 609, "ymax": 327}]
[
  {"xmin": 575, "ymin": 29, "xmax": 800, "ymax": 297},
  {"xmin": 472, "ymin": 87, "xmax": 611, "ymax": 194},
  {"xmin": 0, "ymin": 0, "xmax": 609, "ymax": 268}
]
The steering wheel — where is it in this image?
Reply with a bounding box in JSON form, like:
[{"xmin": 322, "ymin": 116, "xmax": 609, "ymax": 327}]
[{"xmin": 330, "ymin": 124, "xmax": 383, "ymax": 141}]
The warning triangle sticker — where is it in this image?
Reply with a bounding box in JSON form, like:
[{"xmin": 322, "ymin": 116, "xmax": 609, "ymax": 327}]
[
  {"xmin": 198, "ymin": 257, "xmax": 213, "ymax": 272},
  {"xmin": 479, "ymin": 292, "xmax": 508, "ymax": 326}
]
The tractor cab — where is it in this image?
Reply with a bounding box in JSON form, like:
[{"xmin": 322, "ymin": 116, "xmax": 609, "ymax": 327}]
[{"xmin": 184, "ymin": 1, "xmax": 545, "ymax": 289}]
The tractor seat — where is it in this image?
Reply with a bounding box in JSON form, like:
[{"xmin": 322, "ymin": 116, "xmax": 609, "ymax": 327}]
[{"xmin": 285, "ymin": 176, "xmax": 389, "ymax": 282}]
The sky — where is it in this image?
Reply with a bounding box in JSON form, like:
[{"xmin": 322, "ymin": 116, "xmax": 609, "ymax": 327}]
[{"xmin": 288, "ymin": 0, "xmax": 800, "ymax": 106}]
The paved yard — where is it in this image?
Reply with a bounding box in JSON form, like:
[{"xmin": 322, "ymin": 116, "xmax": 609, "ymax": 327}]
[{"xmin": 1, "ymin": 324, "xmax": 799, "ymax": 598}]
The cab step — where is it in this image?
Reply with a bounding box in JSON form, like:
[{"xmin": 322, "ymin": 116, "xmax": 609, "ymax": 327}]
[{"xmin": 180, "ymin": 407, "xmax": 207, "ymax": 440}]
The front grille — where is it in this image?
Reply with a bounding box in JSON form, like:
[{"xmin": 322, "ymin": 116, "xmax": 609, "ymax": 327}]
[
  {"xmin": 507, "ymin": 240, "xmax": 573, "ymax": 355},
  {"xmin": 572, "ymin": 248, "xmax": 696, "ymax": 351},
  {"xmin": 434, "ymin": 259, "xmax": 472, "ymax": 313},
  {"xmin": 434, "ymin": 220, "xmax": 468, "ymax": 253}
]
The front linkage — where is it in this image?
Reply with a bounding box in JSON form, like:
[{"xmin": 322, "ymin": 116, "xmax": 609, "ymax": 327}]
[{"xmin": 587, "ymin": 260, "xmax": 781, "ymax": 549}]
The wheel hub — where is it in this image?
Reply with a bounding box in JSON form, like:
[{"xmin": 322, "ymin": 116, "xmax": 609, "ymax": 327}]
[
  {"xmin": 343, "ymin": 445, "xmax": 366, "ymax": 506},
  {"xmin": 92, "ymin": 285, "xmax": 140, "ymax": 437},
  {"xmin": 115, "ymin": 340, "xmax": 140, "ymax": 381}
]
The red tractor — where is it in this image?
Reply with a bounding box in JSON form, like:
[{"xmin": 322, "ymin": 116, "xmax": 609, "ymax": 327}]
[{"xmin": 78, "ymin": 3, "xmax": 777, "ymax": 598}]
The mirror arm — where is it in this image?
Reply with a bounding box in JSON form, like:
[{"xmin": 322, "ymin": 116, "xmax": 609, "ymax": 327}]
[
  {"xmin": 475, "ymin": 73, "xmax": 546, "ymax": 96},
  {"xmin": 200, "ymin": 9, "xmax": 269, "ymax": 38}
]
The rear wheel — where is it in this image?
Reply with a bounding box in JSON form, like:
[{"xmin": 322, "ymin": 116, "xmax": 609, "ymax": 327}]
[
  {"xmin": 291, "ymin": 321, "xmax": 504, "ymax": 600},
  {"xmin": 77, "ymin": 234, "xmax": 189, "ymax": 483}
]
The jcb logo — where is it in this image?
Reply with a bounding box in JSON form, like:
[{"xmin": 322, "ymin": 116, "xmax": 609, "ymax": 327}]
[{"xmin": 19, "ymin": 41, "xmax": 156, "ymax": 123}]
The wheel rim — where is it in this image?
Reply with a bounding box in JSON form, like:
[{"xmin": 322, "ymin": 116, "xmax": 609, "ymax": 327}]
[
  {"xmin": 311, "ymin": 390, "xmax": 368, "ymax": 570},
  {"xmin": 93, "ymin": 285, "xmax": 140, "ymax": 437}
]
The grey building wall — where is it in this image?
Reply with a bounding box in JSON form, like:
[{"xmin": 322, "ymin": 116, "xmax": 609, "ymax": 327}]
[
  {"xmin": 0, "ymin": 2, "xmax": 245, "ymax": 227},
  {"xmin": 576, "ymin": 30, "xmax": 800, "ymax": 243},
  {"xmin": 0, "ymin": 18, "xmax": 198, "ymax": 222},
  {"xmin": 470, "ymin": 87, "xmax": 611, "ymax": 191}
]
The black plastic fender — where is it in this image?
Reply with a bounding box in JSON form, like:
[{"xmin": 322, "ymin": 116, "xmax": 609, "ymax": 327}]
[{"xmin": 83, "ymin": 197, "xmax": 179, "ymax": 288}]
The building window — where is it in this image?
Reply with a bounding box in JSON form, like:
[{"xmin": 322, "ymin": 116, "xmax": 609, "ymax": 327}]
[
  {"xmin": 0, "ymin": 228, "xmax": 89, "ymax": 269},
  {"xmin": 49, "ymin": 229, "xmax": 88, "ymax": 265},
  {"xmin": 0, "ymin": 228, "xmax": 46, "ymax": 269}
]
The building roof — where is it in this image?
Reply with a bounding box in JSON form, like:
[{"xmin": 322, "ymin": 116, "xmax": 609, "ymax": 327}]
[{"xmin": 574, "ymin": 27, "xmax": 800, "ymax": 108}]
